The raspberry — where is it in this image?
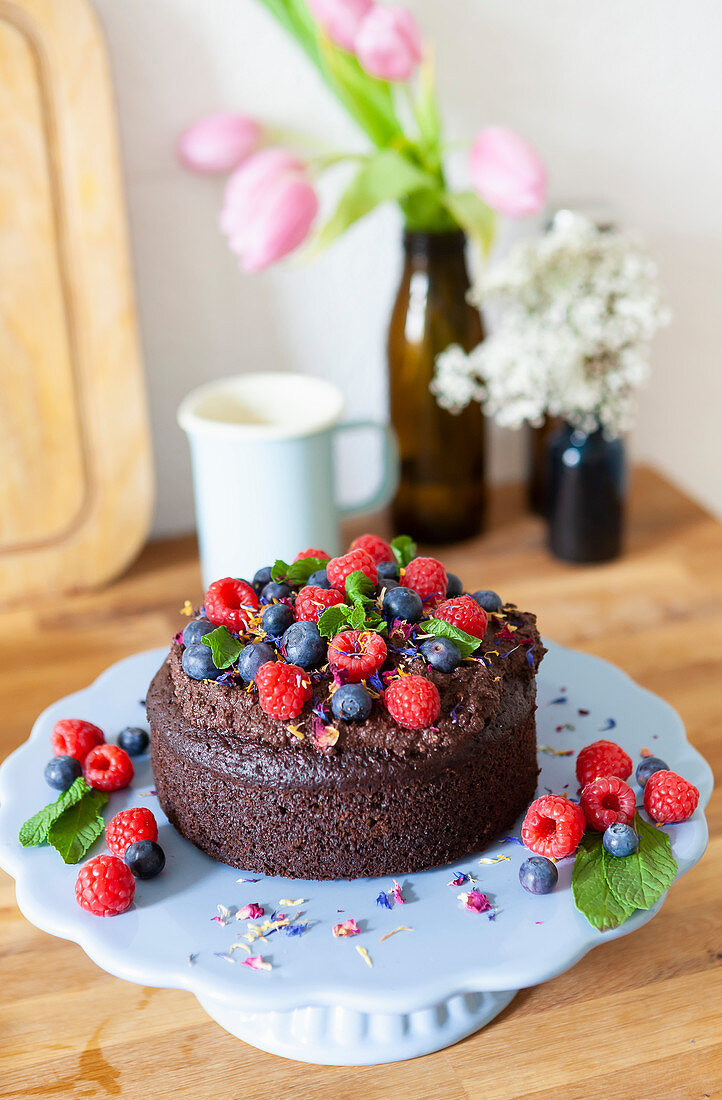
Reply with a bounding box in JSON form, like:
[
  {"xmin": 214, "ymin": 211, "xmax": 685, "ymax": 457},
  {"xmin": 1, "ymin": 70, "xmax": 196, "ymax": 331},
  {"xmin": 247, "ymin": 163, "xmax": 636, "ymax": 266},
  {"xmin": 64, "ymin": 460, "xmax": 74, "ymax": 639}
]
[
  {"xmin": 294, "ymin": 584, "xmax": 345, "ymax": 623},
  {"xmin": 349, "ymin": 534, "xmax": 393, "ymax": 566},
  {"xmin": 83, "ymin": 744, "xmax": 134, "ymax": 792},
  {"xmin": 255, "ymin": 662, "xmax": 312, "ymax": 720},
  {"xmin": 385, "ymin": 675, "xmax": 440, "ymax": 729},
  {"xmin": 326, "ymin": 549, "xmax": 377, "ymax": 593},
  {"xmin": 328, "ymin": 630, "xmax": 387, "ymax": 683},
  {"xmin": 576, "ymin": 739, "xmax": 632, "ymax": 786},
  {"xmin": 644, "ymin": 770, "xmax": 699, "ymax": 823},
  {"xmin": 204, "ymin": 577, "xmax": 259, "ymax": 633},
  {"xmin": 521, "ymin": 795, "xmax": 586, "ymax": 859},
  {"xmin": 106, "ymin": 808, "xmax": 158, "ymax": 857},
  {"xmin": 51, "ymin": 719, "xmax": 104, "ymax": 764},
  {"xmin": 75, "ymin": 855, "xmax": 135, "ymax": 916},
  {"xmin": 294, "ymin": 548, "xmax": 330, "ymax": 562},
  {"xmin": 403, "ymin": 557, "xmax": 448, "ymax": 604},
  {"xmin": 580, "ymin": 776, "xmax": 636, "ymax": 831},
  {"xmin": 434, "ymin": 595, "xmax": 488, "ymax": 639}
]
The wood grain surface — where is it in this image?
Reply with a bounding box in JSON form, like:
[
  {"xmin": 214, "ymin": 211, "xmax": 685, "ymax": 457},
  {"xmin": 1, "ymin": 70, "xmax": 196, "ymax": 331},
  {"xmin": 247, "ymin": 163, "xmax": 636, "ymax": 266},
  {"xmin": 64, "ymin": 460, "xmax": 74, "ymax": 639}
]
[{"xmin": 1, "ymin": 467, "xmax": 720, "ymax": 1099}]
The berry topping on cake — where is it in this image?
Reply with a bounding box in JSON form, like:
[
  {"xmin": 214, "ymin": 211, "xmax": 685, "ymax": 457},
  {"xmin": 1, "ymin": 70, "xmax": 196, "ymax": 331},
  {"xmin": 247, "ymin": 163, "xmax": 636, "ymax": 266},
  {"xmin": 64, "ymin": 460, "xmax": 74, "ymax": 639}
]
[
  {"xmin": 446, "ymin": 573, "xmax": 464, "ymax": 597},
  {"xmin": 261, "ymin": 580, "xmax": 292, "ymax": 602},
  {"xmin": 434, "ymin": 594, "xmax": 488, "ymax": 639},
  {"xmin": 420, "ymin": 637, "xmax": 462, "ymax": 673},
  {"xmin": 294, "ymin": 547, "xmax": 330, "ymax": 562},
  {"xmin": 44, "ymin": 755, "xmax": 82, "ymax": 791},
  {"xmin": 521, "ymin": 794, "xmax": 585, "ymax": 859},
  {"xmin": 182, "ymin": 617, "xmax": 216, "ymax": 647},
  {"xmin": 204, "ymin": 577, "xmax": 259, "ymax": 633},
  {"xmin": 403, "ymin": 557, "xmax": 448, "ymax": 604},
  {"xmin": 385, "ymin": 675, "xmax": 441, "ymax": 729},
  {"xmin": 519, "ymin": 855, "xmax": 558, "ymax": 894},
  {"xmin": 125, "ymin": 839, "xmax": 166, "ymax": 879},
  {"xmin": 576, "ymin": 739, "xmax": 633, "ymax": 786},
  {"xmin": 252, "ymin": 565, "xmax": 273, "ymax": 594},
  {"xmin": 377, "ymin": 560, "xmax": 400, "ymax": 582},
  {"xmin": 382, "ymin": 585, "xmax": 423, "ymax": 623},
  {"xmin": 295, "ymin": 584, "xmax": 345, "ymax": 623},
  {"xmin": 328, "ymin": 630, "xmax": 387, "ymax": 683},
  {"xmin": 349, "ymin": 533, "xmax": 393, "ymax": 565},
  {"xmin": 237, "ymin": 641, "xmax": 276, "ymax": 682},
  {"xmin": 281, "ymin": 621, "xmax": 326, "ymax": 669},
  {"xmin": 117, "ymin": 727, "xmax": 150, "ymax": 757},
  {"xmin": 603, "ymin": 822, "xmax": 639, "ymax": 857},
  {"xmin": 635, "ymin": 755, "xmax": 669, "ymax": 787},
  {"xmin": 331, "ymin": 683, "xmax": 373, "ymax": 722},
  {"xmin": 580, "ymin": 776, "xmax": 636, "ymax": 831},
  {"xmin": 307, "ymin": 567, "xmax": 331, "ymax": 589},
  {"xmin": 75, "ymin": 855, "xmax": 135, "ymax": 916},
  {"xmin": 472, "ymin": 589, "xmax": 503, "ymax": 613},
  {"xmin": 261, "ymin": 602, "xmax": 295, "ymax": 637},
  {"xmin": 326, "ymin": 549, "xmax": 378, "ymax": 591},
  {"xmin": 51, "ymin": 719, "xmax": 104, "ymax": 764},
  {"xmin": 83, "ymin": 744, "xmax": 134, "ymax": 792},
  {"xmin": 107, "ymin": 807, "xmax": 159, "ymax": 857},
  {"xmin": 182, "ymin": 642, "xmax": 223, "ymax": 681},
  {"xmin": 643, "ymin": 770, "xmax": 699, "ymax": 823},
  {"xmin": 255, "ymin": 662, "xmax": 312, "ymax": 720}
]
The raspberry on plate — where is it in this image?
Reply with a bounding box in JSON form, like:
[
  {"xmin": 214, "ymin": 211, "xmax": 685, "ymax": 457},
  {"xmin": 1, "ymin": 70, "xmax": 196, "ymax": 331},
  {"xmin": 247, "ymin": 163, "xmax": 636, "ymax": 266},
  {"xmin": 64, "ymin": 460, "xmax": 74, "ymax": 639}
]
[
  {"xmin": 255, "ymin": 662, "xmax": 312, "ymax": 720},
  {"xmin": 76, "ymin": 855, "xmax": 135, "ymax": 916},
  {"xmin": 204, "ymin": 577, "xmax": 259, "ymax": 633},
  {"xmin": 294, "ymin": 584, "xmax": 345, "ymax": 623},
  {"xmin": 51, "ymin": 719, "xmax": 104, "ymax": 764},
  {"xmin": 328, "ymin": 630, "xmax": 387, "ymax": 683},
  {"xmin": 580, "ymin": 775, "xmax": 636, "ymax": 831},
  {"xmin": 434, "ymin": 595, "xmax": 488, "ymax": 639},
  {"xmin": 83, "ymin": 744, "xmax": 134, "ymax": 792},
  {"xmin": 294, "ymin": 547, "xmax": 330, "ymax": 562},
  {"xmin": 403, "ymin": 557, "xmax": 448, "ymax": 604},
  {"xmin": 349, "ymin": 534, "xmax": 393, "ymax": 565},
  {"xmin": 644, "ymin": 770, "xmax": 699, "ymax": 823},
  {"xmin": 521, "ymin": 794, "xmax": 586, "ymax": 859},
  {"xmin": 326, "ymin": 549, "xmax": 377, "ymax": 592},
  {"xmin": 385, "ymin": 675, "xmax": 441, "ymax": 729},
  {"xmin": 106, "ymin": 807, "xmax": 159, "ymax": 857},
  {"xmin": 576, "ymin": 739, "xmax": 633, "ymax": 786}
]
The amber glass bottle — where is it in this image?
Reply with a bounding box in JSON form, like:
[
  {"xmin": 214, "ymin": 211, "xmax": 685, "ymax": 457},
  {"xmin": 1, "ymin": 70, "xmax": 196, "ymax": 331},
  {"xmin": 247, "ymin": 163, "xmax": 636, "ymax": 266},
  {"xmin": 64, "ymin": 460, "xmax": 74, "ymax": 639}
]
[{"xmin": 388, "ymin": 230, "xmax": 485, "ymax": 542}]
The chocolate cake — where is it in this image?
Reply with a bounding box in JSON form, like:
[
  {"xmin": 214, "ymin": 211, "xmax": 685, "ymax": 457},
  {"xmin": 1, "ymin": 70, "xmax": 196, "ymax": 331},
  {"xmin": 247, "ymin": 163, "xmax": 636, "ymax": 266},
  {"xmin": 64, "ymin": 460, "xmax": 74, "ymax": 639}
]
[{"xmin": 148, "ymin": 538, "xmax": 544, "ymax": 879}]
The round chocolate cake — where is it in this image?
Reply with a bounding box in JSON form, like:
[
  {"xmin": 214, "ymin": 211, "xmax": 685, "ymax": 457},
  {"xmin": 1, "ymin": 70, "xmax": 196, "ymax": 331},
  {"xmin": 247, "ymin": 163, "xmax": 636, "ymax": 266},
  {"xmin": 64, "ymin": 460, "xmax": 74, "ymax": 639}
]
[{"xmin": 148, "ymin": 537, "xmax": 544, "ymax": 879}]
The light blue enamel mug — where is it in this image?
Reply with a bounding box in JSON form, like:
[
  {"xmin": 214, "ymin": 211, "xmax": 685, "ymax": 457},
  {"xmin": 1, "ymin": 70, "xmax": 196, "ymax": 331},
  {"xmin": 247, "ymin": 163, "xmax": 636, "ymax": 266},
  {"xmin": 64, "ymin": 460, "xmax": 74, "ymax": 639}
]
[{"xmin": 178, "ymin": 373, "xmax": 398, "ymax": 587}]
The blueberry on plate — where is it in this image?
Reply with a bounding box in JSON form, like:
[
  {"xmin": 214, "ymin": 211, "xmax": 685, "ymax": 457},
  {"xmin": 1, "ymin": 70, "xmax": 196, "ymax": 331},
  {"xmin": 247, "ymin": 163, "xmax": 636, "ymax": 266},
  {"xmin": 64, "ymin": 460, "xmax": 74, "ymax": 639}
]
[
  {"xmin": 125, "ymin": 839, "xmax": 166, "ymax": 879},
  {"xmin": 377, "ymin": 560, "xmax": 400, "ymax": 582},
  {"xmin": 331, "ymin": 683, "xmax": 373, "ymax": 722},
  {"xmin": 472, "ymin": 589, "xmax": 503, "ymax": 613},
  {"xmin": 603, "ymin": 822, "xmax": 639, "ymax": 857},
  {"xmin": 253, "ymin": 565, "xmax": 273, "ymax": 594},
  {"xmin": 182, "ymin": 642, "xmax": 223, "ymax": 681},
  {"xmin": 308, "ymin": 568, "xmax": 331, "ymax": 589},
  {"xmin": 519, "ymin": 855, "xmax": 558, "ymax": 894},
  {"xmin": 446, "ymin": 573, "xmax": 464, "ymax": 597},
  {"xmin": 44, "ymin": 755, "xmax": 82, "ymax": 791},
  {"xmin": 420, "ymin": 637, "xmax": 462, "ymax": 673},
  {"xmin": 262, "ymin": 580, "xmax": 292, "ymax": 602},
  {"xmin": 182, "ymin": 617, "xmax": 216, "ymax": 647},
  {"xmin": 383, "ymin": 585, "xmax": 423, "ymax": 623},
  {"xmin": 282, "ymin": 621, "xmax": 326, "ymax": 669},
  {"xmin": 261, "ymin": 602, "xmax": 295, "ymax": 636},
  {"xmin": 118, "ymin": 726, "xmax": 150, "ymax": 756},
  {"xmin": 238, "ymin": 641, "xmax": 276, "ymax": 682},
  {"xmin": 635, "ymin": 756, "xmax": 669, "ymax": 788}
]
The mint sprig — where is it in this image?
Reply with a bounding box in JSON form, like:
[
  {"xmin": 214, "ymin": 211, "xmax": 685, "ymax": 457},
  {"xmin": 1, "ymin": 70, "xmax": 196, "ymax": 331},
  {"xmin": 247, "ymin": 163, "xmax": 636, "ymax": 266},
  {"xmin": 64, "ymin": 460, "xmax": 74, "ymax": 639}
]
[
  {"xmin": 201, "ymin": 625, "xmax": 244, "ymax": 668},
  {"xmin": 422, "ymin": 618, "xmax": 482, "ymax": 659},
  {"xmin": 19, "ymin": 777, "xmax": 108, "ymax": 864},
  {"xmin": 345, "ymin": 570, "xmax": 375, "ymax": 604},
  {"xmin": 271, "ymin": 556, "xmax": 328, "ymax": 586},
  {"xmin": 19, "ymin": 777, "xmax": 90, "ymax": 847},
  {"xmin": 572, "ymin": 831, "xmax": 635, "ymax": 931},
  {"xmin": 391, "ymin": 535, "xmax": 416, "ymax": 569},
  {"xmin": 318, "ymin": 604, "xmax": 352, "ymax": 639},
  {"xmin": 316, "ymin": 569, "xmax": 387, "ymax": 639}
]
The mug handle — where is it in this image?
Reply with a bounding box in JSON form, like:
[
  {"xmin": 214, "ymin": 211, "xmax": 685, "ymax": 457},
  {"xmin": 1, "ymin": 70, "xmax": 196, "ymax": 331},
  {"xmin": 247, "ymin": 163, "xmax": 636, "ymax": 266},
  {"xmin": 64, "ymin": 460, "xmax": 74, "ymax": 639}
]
[{"xmin": 332, "ymin": 420, "xmax": 399, "ymax": 519}]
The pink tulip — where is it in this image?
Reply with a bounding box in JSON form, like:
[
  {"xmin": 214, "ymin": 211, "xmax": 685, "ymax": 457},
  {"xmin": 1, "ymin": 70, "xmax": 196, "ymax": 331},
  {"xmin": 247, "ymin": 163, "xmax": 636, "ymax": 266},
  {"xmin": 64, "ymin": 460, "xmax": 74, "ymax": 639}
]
[
  {"xmin": 177, "ymin": 113, "xmax": 261, "ymax": 174},
  {"xmin": 307, "ymin": 0, "xmax": 374, "ymax": 52},
  {"xmin": 469, "ymin": 126, "xmax": 547, "ymax": 218},
  {"xmin": 354, "ymin": 5, "xmax": 423, "ymax": 82},
  {"xmin": 219, "ymin": 148, "xmax": 319, "ymax": 271}
]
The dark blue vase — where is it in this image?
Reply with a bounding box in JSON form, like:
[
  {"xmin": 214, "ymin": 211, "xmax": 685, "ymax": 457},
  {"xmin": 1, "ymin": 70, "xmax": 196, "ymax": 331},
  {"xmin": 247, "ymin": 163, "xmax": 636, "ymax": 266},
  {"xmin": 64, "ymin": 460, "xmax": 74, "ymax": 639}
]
[{"xmin": 547, "ymin": 423, "xmax": 625, "ymax": 563}]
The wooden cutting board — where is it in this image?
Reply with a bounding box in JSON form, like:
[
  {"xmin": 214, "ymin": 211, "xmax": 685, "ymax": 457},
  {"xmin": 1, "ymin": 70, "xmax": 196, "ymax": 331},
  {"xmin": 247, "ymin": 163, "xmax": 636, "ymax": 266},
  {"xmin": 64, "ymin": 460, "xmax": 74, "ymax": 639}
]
[{"xmin": 0, "ymin": 0, "xmax": 153, "ymax": 604}]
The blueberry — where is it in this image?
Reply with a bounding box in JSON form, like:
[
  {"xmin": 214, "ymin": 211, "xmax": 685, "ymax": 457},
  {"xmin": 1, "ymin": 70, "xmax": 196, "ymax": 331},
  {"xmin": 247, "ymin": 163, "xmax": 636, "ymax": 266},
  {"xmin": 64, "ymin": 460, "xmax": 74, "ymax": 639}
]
[
  {"xmin": 182, "ymin": 617, "xmax": 216, "ymax": 647},
  {"xmin": 238, "ymin": 641, "xmax": 275, "ymax": 682},
  {"xmin": 603, "ymin": 822, "xmax": 639, "ymax": 858},
  {"xmin": 635, "ymin": 756, "xmax": 669, "ymax": 788},
  {"xmin": 331, "ymin": 683, "xmax": 373, "ymax": 722},
  {"xmin": 182, "ymin": 642, "xmax": 223, "ymax": 681},
  {"xmin": 377, "ymin": 577, "xmax": 399, "ymax": 594},
  {"xmin": 308, "ymin": 568, "xmax": 331, "ymax": 589},
  {"xmin": 261, "ymin": 602, "xmax": 294, "ymax": 636},
  {"xmin": 420, "ymin": 637, "xmax": 462, "ymax": 673},
  {"xmin": 446, "ymin": 573, "xmax": 464, "ymax": 597},
  {"xmin": 44, "ymin": 755, "xmax": 82, "ymax": 791},
  {"xmin": 377, "ymin": 560, "xmax": 400, "ymax": 582},
  {"xmin": 125, "ymin": 839, "xmax": 166, "ymax": 879},
  {"xmin": 519, "ymin": 856, "xmax": 558, "ymax": 894},
  {"xmin": 282, "ymin": 621, "xmax": 326, "ymax": 669},
  {"xmin": 253, "ymin": 566, "xmax": 273, "ymax": 594},
  {"xmin": 383, "ymin": 585, "xmax": 423, "ymax": 623},
  {"xmin": 472, "ymin": 589, "xmax": 503, "ymax": 613},
  {"xmin": 262, "ymin": 580, "xmax": 291, "ymax": 602},
  {"xmin": 118, "ymin": 727, "xmax": 150, "ymax": 756}
]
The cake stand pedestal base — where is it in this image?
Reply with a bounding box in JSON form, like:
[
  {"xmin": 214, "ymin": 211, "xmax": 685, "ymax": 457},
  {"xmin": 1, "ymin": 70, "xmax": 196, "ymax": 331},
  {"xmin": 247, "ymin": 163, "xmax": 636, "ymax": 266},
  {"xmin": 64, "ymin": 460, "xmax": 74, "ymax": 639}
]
[{"xmin": 196, "ymin": 988, "xmax": 518, "ymax": 1065}]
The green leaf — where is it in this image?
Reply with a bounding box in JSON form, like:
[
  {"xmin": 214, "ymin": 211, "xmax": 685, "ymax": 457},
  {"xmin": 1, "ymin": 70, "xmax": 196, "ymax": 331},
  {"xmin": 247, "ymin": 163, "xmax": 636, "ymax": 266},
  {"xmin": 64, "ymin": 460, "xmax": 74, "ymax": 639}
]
[
  {"xmin": 572, "ymin": 831, "xmax": 636, "ymax": 932},
  {"xmin": 441, "ymin": 191, "xmax": 496, "ymax": 253},
  {"xmin": 391, "ymin": 535, "xmax": 417, "ymax": 569},
  {"xmin": 348, "ymin": 604, "xmax": 368, "ymax": 630},
  {"xmin": 422, "ymin": 618, "xmax": 482, "ymax": 659},
  {"xmin": 602, "ymin": 813, "xmax": 677, "ymax": 911},
  {"xmin": 345, "ymin": 570, "xmax": 375, "ymax": 606},
  {"xmin": 201, "ymin": 626, "xmax": 244, "ymax": 669},
  {"xmin": 271, "ymin": 556, "xmax": 327, "ymax": 586},
  {"xmin": 316, "ymin": 34, "xmax": 403, "ymax": 147},
  {"xmin": 318, "ymin": 604, "xmax": 352, "ymax": 639},
  {"xmin": 19, "ymin": 778, "xmax": 91, "ymax": 847},
  {"xmin": 46, "ymin": 788, "xmax": 108, "ymax": 864},
  {"xmin": 412, "ymin": 56, "xmax": 442, "ymax": 156}
]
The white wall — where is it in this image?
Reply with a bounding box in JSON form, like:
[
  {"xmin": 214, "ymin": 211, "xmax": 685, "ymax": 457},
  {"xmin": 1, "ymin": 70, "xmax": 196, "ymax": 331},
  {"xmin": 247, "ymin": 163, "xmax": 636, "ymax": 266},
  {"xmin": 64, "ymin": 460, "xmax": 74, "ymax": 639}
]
[{"xmin": 93, "ymin": 0, "xmax": 722, "ymax": 534}]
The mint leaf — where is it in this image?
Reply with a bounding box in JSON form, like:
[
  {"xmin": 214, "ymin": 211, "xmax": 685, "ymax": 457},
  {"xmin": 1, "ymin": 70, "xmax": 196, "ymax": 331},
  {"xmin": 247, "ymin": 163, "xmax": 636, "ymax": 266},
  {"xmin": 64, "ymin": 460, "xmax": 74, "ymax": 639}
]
[
  {"xmin": 201, "ymin": 626, "xmax": 244, "ymax": 669},
  {"xmin": 345, "ymin": 569, "xmax": 375, "ymax": 605},
  {"xmin": 349, "ymin": 603, "xmax": 367, "ymax": 630},
  {"xmin": 47, "ymin": 787, "xmax": 108, "ymax": 864},
  {"xmin": 391, "ymin": 535, "xmax": 417, "ymax": 569},
  {"xmin": 603, "ymin": 813, "xmax": 677, "ymax": 911},
  {"xmin": 572, "ymin": 831, "xmax": 635, "ymax": 932},
  {"xmin": 271, "ymin": 557, "xmax": 327, "ymax": 586},
  {"xmin": 422, "ymin": 618, "xmax": 481, "ymax": 659},
  {"xmin": 318, "ymin": 604, "xmax": 352, "ymax": 639},
  {"xmin": 19, "ymin": 777, "xmax": 91, "ymax": 847}
]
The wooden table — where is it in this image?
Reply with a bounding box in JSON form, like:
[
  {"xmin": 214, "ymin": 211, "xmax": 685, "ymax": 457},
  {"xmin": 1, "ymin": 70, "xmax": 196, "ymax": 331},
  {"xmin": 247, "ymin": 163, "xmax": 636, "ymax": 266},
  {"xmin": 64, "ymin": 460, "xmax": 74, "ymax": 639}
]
[{"xmin": 2, "ymin": 467, "xmax": 720, "ymax": 1098}]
